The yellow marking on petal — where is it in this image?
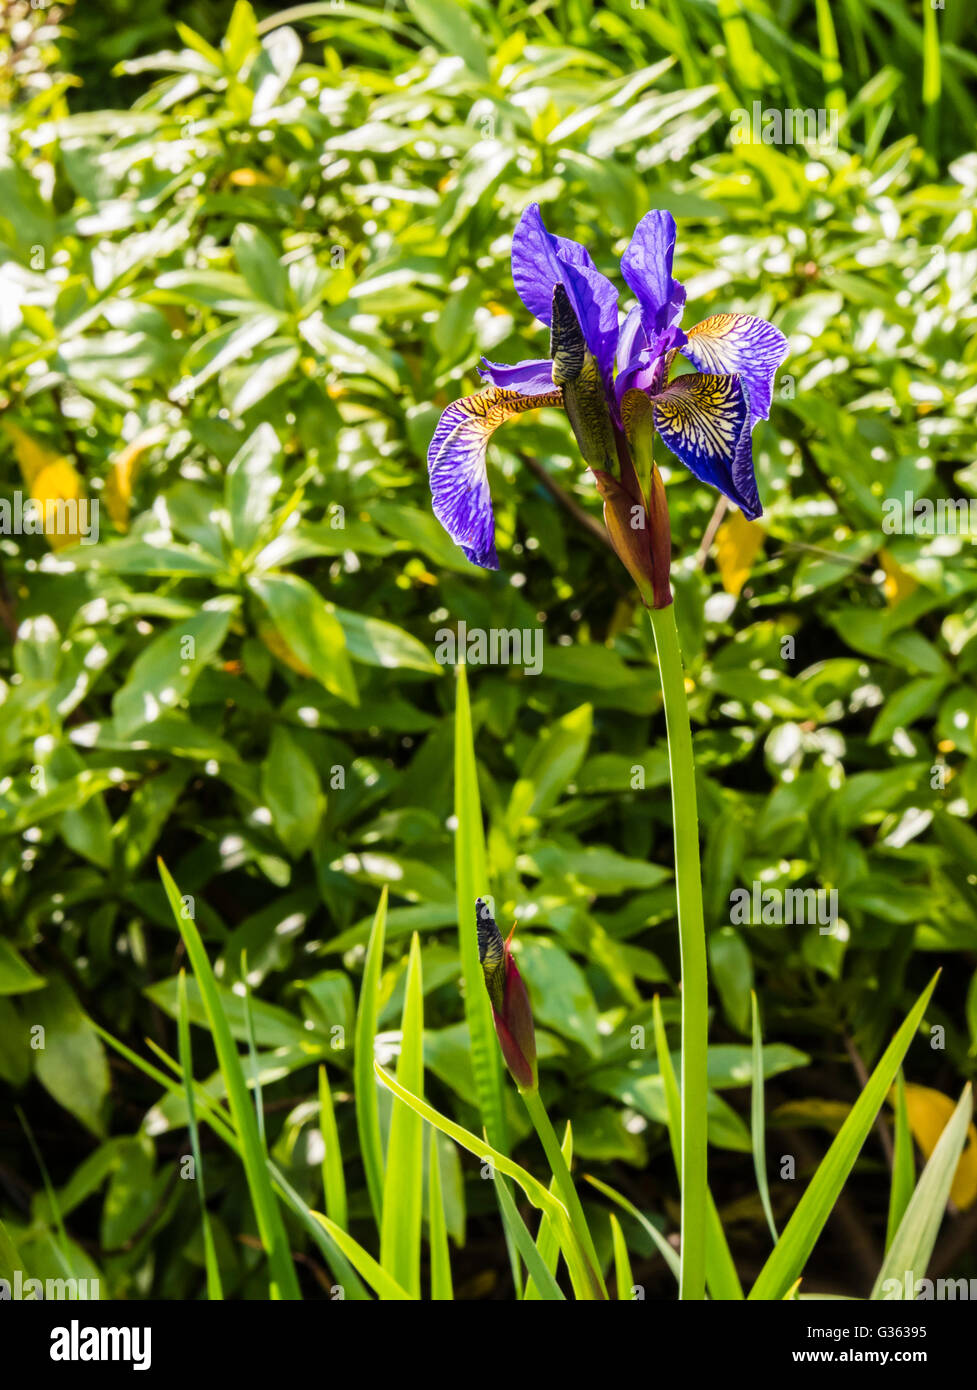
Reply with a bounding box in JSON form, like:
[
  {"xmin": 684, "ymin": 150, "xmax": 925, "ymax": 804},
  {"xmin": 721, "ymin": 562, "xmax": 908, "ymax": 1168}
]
[
  {"xmin": 444, "ymin": 386, "xmax": 563, "ymax": 442},
  {"xmin": 655, "ymin": 374, "xmax": 743, "ymax": 457}
]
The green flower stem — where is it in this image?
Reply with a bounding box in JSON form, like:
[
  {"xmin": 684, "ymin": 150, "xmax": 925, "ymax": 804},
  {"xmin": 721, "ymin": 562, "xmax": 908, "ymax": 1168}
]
[
  {"xmin": 648, "ymin": 601, "xmax": 708, "ymax": 1302},
  {"xmin": 519, "ymin": 1085, "xmax": 608, "ymax": 1299}
]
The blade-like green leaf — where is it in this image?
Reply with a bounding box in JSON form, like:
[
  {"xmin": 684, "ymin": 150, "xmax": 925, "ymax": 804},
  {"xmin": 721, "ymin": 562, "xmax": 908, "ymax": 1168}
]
[
  {"xmin": 380, "ymin": 931, "xmax": 424, "ymax": 1298},
  {"xmin": 871, "ymin": 1084, "xmax": 973, "ymax": 1300},
  {"xmin": 609, "ymin": 1212, "xmax": 635, "ymax": 1301},
  {"xmin": 0, "ymin": 1216, "xmax": 28, "ymax": 1286},
  {"xmin": 494, "ymin": 1173, "xmax": 565, "ymax": 1301},
  {"xmin": 96, "ymin": 1021, "xmax": 370, "ymax": 1299},
  {"xmin": 885, "ymin": 1069, "xmax": 914, "ymax": 1253},
  {"xmin": 375, "ymin": 1061, "xmax": 597, "ymax": 1300},
  {"xmin": 751, "ymin": 990, "xmax": 779, "ymax": 1244},
  {"xmin": 354, "ymin": 887, "xmax": 387, "ymax": 1231},
  {"xmin": 312, "ymin": 1212, "xmax": 415, "ymax": 1301},
  {"xmin": 157, "ymin": 859, "xmax": 301, "ymax": 1300},
  {"xmin": 177, "ymin": 970, "xmax": 223, "ymax": 1300},
  {"xmin": 427, "ymin": 1127, "xmax": 453, "ymax": 1300},
  {"xmin": 524, "ymin": 1121, "xmax": 572, "ymax": 1301},
  {"xmin": 750, "ymin": 972, "xmax": 940, "ymax": 1300},
  {"xmin": 319, "ymin": 1061, "xmax": 347, "ymax": 1231},
  {"xmin": 585, "ymin": 1173, "xmax": 681, "ymax": 1284}
]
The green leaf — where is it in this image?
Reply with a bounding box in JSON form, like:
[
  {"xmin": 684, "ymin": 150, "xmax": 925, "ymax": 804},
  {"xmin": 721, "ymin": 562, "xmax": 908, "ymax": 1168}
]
[
  {"xmin": 260, "ymin": 725, "xmax": 325, "ymax": 855},
  {"xmin": 223, "ymin": 0, "xmax": 260, "ymax": 71},
  {"xmin": 331, "ymin": 605, "xmax": 442, "ymax": 674},
  {"xmin": 249, "ymin": 572, "xmax": 357, "ymax": 704},
  {"xmin": 651, "ymin": 997, "xmax": 743, "ymax": 1298},
  {"xmin": 751, "ymin": 992, "xmax": 779, "ymax": 1245},
  {"xmin": 525, "ymin": 1121, "xmax": 573, "ymax": 1300},
  {"xmin": 405, "ymin": 0, "xmax": 489, "ymax": 78},
  {"xmin": 609, "ymin": 1211, "xmax": 635, "ymax": 1300},
  {"xmin": 584, "ymin": 1173, "xmax": 680, "ymax": 1284},
  {"xmin": 872, "ymin": 1084, "xmax": 972, "ymax": 1299},
  {"xmin": 312, "ymin": 1211, "xmax": 414, "ymax": 1301},
  {"xmin": 427, "ymin": 1126, "xmax": 453, "ymax": 1300},
  {"xmin": 318, "ymin": 1061, "xmax": 347, "ymax": 1231},
  {"xmin": 380, "ymin": 932, "xmax": 425, "ymax": 1298},
  {"xmin": 507, "ymin": 702, "xmax": 592, "ymax": 824},
  {"xmin": 225, "ymin": 422, "xmax": 282, "ymax": 553},
  {"xmin": 886, "ymin": 1069, "xmax": 915, "ymax": 1253},
  {"xmin": 177, "ymin": 313, "xmax": 283, "ymax": 397},
  {"xmin": 749, "ymin": 972, "xmax": 940, "ymax": 1300},
  {"xmin": 178, "ymin": 970, "xmax": 223, "ymax": 1299},
  {"xmin": 375, "ymin": 1062, "xmax": 598, "ymax": 1300},
  {"xmin": 233, "ymin": 224, "xmax": 289, "ymax": 310},
  {"xmin": 112, "ymin": 598, "xmax": 237, "ymax": 736},
  {"xmin": 32, "ymin": 976, "xmax": 109, "ymax": 1135},
  {"xmin": 157, "ymin": 859, "xmax": 301, "ymax": 1299},
  {"xmin": 354, "ymin": 889, "xmax": 387, "ymax": 1232},
  {"xmin": 494, "ymin": 1172, "xmax": 565, "ymax": 1301},
  {"xmin": 0, "ymin": 940, "xmax": 45, "ymax": 995}
]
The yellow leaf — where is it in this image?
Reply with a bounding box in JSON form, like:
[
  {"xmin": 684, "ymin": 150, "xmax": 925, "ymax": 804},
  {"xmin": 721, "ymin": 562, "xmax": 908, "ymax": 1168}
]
[
  {"xmin": 900, "ymin": 1083, "xmax": 977, "ymax": 1210},
  {"xmin": 228, "ymin": 168, "xmax": 272, "ymax": 186},
  {"xmin": 880, "ymin": 550, "xmax": 918, "ymax": 604},
  {"xmin": 31, "ymin": 459, "xmax": 86, "ymax": 551},
  {"xmin": 2, "ymin": 421, "xmax": 67, "ymax": 490},
  {"xmin": 258, "ymin": 621, "xmax": 313, "ymax": 678},
  {"xmin": 716, "ymin": 507, "xmax": 765, "ymax": 595},
  {"xmin": 104, "ymin": 426, "xmax": 166, "ymax": 532}
]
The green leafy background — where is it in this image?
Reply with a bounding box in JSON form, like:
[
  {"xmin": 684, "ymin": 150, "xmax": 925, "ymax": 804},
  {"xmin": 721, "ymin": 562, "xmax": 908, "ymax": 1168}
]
[{"xmin": 0, "ymin": 0, "xmax": 975, "ymax": 1298}]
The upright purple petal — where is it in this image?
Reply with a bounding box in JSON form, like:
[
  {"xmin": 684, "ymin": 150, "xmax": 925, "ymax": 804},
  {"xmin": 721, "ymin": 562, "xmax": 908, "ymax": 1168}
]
[
  {"xmin": 427, "ymin": 385, "xmax": 563, "ymax": 568},
  {"xmin": 620, "ymin": 210, "xmax": 687, "ymax": 344},
  {"xmin": 478, "ymin": 357, "xmax": 555, "ymax": 394},
  {"xmin": 681, "ymin": 313, "xmax": 788, "ymax": 424},
  {"xmin": 510, "ymin": 204, "xmax": 619, "ymax": 385},
  {"xmin": 616, "ymin": 304, "xmax": 646, "ymax": 375}
]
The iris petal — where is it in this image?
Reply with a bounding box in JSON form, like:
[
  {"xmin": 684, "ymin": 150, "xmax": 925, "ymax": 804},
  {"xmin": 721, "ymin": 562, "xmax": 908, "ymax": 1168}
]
[
  {"xmin": 510, "ymin": 203, "xmax": 619, "ymax": 385},
  {"xmin": 620, "ymin": 210, "xmax": 687, "ymax": 344},
  {"xmin": 427, "ymin": 385, "xmax": 563, "ymax": 568},
  {"xmin": 680, "ymin": 313, "xmax": 788, "ymax": 424},
  {"xmin": 653, "ymin": 372, "xmax": 760, "ymax": 519}
]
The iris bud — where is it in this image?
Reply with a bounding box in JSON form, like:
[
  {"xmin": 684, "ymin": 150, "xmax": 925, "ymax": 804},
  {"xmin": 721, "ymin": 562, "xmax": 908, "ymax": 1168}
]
[{"xmin": 476, "ymin": 898, "xmax": 537, "ymax": 1092}]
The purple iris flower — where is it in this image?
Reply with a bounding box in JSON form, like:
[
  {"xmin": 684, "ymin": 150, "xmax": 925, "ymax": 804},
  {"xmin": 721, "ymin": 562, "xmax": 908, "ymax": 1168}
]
[{"xmin": 427, "ymin": 204, "xmax": 788, "ymax": 583}]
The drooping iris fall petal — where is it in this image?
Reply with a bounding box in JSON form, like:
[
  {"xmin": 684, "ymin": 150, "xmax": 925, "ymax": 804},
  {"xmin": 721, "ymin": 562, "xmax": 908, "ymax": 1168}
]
[
  {"xmin": 427, "ymin": 385, "xmax": 562, "ymax": 568},
  {"xmin": 652, "ymin": 372, "xmax": 760, "ymax": 519},
  {"xmin": 680, "ymin": 312, "xmax": 789, "ymax": 425}
]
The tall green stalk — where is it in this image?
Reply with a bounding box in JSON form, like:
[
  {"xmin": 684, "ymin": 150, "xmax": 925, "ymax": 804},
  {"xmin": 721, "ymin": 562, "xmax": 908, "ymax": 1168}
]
[{"xmin": 648, "ymin": 602, "xmax": 708, "ymax": 1302}]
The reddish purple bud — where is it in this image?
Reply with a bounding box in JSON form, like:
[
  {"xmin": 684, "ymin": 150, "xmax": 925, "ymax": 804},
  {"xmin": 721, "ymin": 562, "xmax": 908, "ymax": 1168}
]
[{"xmin": 476, "ymin": 898, "xmax": 537, "ymax": 1091}]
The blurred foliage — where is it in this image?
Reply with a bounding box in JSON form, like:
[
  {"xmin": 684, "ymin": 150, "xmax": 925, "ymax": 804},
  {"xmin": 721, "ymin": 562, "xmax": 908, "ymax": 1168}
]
[{"xmin": 0, "ymin": 0, "xmax": 975, "ymax": 1298}]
